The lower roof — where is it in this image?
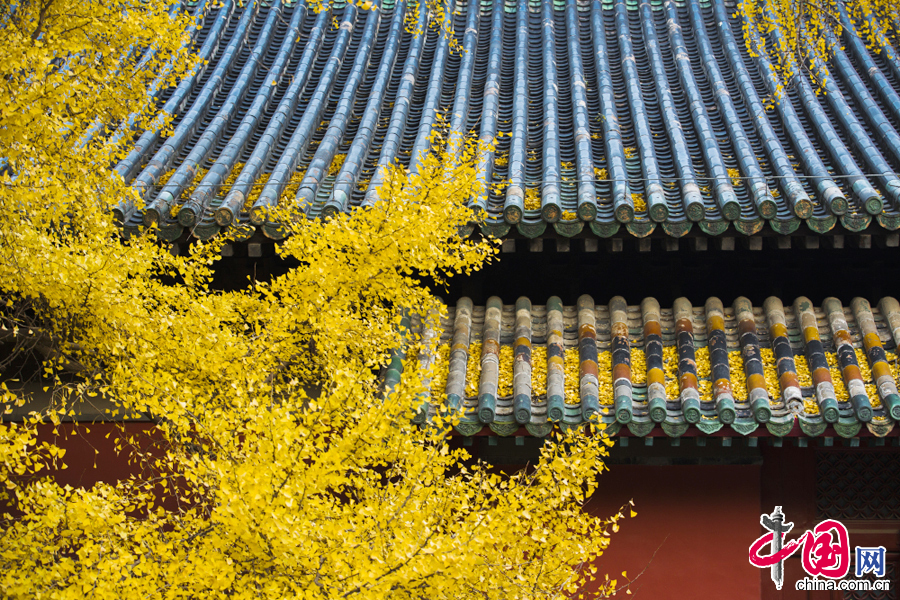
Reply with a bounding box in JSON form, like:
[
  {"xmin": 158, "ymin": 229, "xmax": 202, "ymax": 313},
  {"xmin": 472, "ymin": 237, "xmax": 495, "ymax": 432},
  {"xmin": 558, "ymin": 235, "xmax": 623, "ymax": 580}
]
[{"xmin": 421, "ymin": 295, "xmax": 900, "ymax": 439}]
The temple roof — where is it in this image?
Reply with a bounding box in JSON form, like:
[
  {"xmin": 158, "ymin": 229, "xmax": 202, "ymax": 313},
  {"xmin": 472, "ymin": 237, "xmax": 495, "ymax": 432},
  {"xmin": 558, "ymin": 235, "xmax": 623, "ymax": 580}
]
[
  {"xmin": 115, "ymin": 0, "xmax": 900, "ymax": 242},
  {"xmin": 419, "ymin": 295, "xmax": 900, "ymax": 439}
]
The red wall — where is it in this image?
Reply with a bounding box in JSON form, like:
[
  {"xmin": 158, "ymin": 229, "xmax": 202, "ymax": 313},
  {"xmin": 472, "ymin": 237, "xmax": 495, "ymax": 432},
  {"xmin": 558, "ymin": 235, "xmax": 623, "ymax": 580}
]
[
  {"xmin": 34, "ymin": 422, "xmax": 160, "ymax": 490},
  {"xmin": 584, "ymin": 464, "xmax": 762, "ymax": 599}
]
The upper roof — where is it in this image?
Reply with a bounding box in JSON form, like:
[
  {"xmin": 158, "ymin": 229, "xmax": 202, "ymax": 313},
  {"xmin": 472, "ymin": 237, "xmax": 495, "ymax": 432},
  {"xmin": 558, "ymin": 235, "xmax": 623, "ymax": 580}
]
[{"xmin": 114, "ymin": 0, "xmax": 900, "ymax": 242}]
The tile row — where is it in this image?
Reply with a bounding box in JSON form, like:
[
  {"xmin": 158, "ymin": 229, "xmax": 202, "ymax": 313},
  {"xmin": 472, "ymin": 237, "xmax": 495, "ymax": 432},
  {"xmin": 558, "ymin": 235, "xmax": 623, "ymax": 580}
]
[
  {"xmin": 111, "ymin": 0, "xmax": 900, "ymax": 241},
  {"xmin": 412, "ymin": 295, "xmax": 900, "ymax": 438}
]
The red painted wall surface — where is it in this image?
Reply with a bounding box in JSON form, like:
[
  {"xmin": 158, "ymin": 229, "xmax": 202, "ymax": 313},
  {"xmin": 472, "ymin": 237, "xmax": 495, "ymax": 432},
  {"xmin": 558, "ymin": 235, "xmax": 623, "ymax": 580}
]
[
  {"xmin": 583, "ymin": 464, "xmax": 762, "ymax": 599},
  {"xmin": 1, "ymin": 422, "xmax": 172, "ymax": 517},
  {"xmin": 33, "ymin": 422, "xmax": 160, "ymax": 490},
  {"xmin": 0, "ymin": 423, "xmax": 182, "ymax": 514}
]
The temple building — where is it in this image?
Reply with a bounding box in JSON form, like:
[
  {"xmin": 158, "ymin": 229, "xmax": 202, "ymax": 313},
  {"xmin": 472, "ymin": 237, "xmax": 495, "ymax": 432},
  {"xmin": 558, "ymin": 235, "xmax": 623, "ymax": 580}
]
[{"xmin": 53, "ymin": 0, "xmax": 900, "ymax": 595}]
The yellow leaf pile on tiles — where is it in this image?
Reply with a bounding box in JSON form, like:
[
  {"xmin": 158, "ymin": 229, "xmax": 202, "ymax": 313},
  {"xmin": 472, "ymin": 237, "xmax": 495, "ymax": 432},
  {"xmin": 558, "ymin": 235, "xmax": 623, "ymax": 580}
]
[
  {"xmin": 728, "ymin": 168, "xmax": 742, "ymax": 187},
  {"xmin": 524, "ymin": 187, "xmax": 541, "ymax": 210},
  {"xmin": 631, "ymin": 193, "xmax": 647, "ymax": 213},
  {"xmin": 160, "ymin": 165, "xmax": 249, "ymax": 217},
  {"xmin": 328, "ymin": 154, "xmax": 346, "ymax": 177},
  {"xmin": 465, "ymin": 342, "xmax": 482, "ymax": 398},
  {"xmin": 663, "ymin": 345, "xmax": 679, "ymax": 399},
  {"xmin": 867, "ymin": 382, "xmax": 880, "ymax": 407},
  {"xmin": 242, "ymin": 172, "xmax": 272, "ymax": 211},
  {"xmin": 793, "ymin": 355, "xmax": 812, "ymax": 387},
  {"xmin": 854, "ymin": 348, "xmax": 882, "ymax": 408},
  {"xmin": 598, "ymin": 349, "xmax": 612, "ymax": 406},
  {"xmin": 728, "ymin": 350, "xmax": 749, "ymax": 402},
  {"xmin": 791, "ymin": 348, "xmax": 886, "ymax": 412},
  {"xmin": 531, "ymin": 346, "xmax": 547, "ymax": 396},
  {"xmin": 430, "ymin": 345, "xmax": 450, "ymax": 397},
  {"xmin": 444, "ymin": 337, "xmax": 897, "ymax": 415},
  {"xmin": 760, "ymin": 348, "xmax": 781, "ymax": 402},
  {"xmin": 158, "ymin": 169, "xmax": 174, "ymax": 187},
  {"xmin": 240, "ymin": 168, "xmax": 307, "ymax": 212},
  {"xmin": 824, "ymin": 351, "xmax": 849, "ymax": 402},
  {"xmin": 560, "ymin": 210, "xmax": 578, "ymax": 221},
  {"xmin": 444, "ymin": 338, "xmax": 900, "ymax": 416},
  {"xmin": 887, "ymin": 351, "xmax": 899, "ymax": 380},
  {"xmin": 694, "ymin": 347, "xmax": 711, "ymax": 376},
  {"xmin": 630, "ymin": 348, "xmax": 646, "ymax": 385},
  {"xmin": 220, "ymin": 164, "xmax": 245, "ymax": 196},
  {"xmin": 560, "ymin": 346, "xmax": 614, "ymax": 405},
  {"xmin": 695, "ymin": 346, "xmax": 712, "ymax": 402},
  {"xmin": 794, "ymin": 355, "xmax": 820, "ymax": 414},
  {"xmin": 497, "ymin": 345, "xmax": 514, "ymax": 397},
  {"xmin": 564, "ymin": 347, "xmax": 580, "ymax": 405},
  {"xmin": 283, "ymin": 169, "xmax": 310, "ymax": 200},
  {"xmin": 855, "ymin": 348, "xmax": 872, "ymax": 381},
  {"xmin": 158, "ymin": 167, "xmax": 211, "ymax": 216}
]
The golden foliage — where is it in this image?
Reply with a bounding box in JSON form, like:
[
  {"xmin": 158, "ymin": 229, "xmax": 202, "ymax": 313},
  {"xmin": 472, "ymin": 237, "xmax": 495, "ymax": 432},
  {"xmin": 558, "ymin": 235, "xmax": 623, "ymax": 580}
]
[
  {"xmin": 695, "ymin": 347, "xmax": 712, "ymax": 402},
  {"xmin": 740, "ymin": 0, "xmax": 900, "ymax": 91},
  {"xmin": 565, "ymin": 347, "xmax": 582, "ymax": 404},
  {"xmin": 663, "ymin": 346, "xmax": 680, "ymax": 399},
  {"xmin": 498, "ymin": 344, "xmax": 514, "ymax": 397},
  {"xmin": 760, "ymin": 348, "xmax": 782, "ymax": 402},
  {"xmin": 242, "ymin": 171, "xmax": 279, "ymax": 211},
  {"xmin": 0, "ymin": 2, "xmax": 623, "ymax": 596},
  {"xmin": 532, "ymin": 346, "xmax": 548, "ymax": 397},
  {"xmin": 562, "ymin": 347, "xmax": 613, "ymax": 405},
  {"xmin": 465, "ymin": 341, "xmax": 483, "ymax": 398},
  {"xmin": 282, "ymin": 168, "xmax": 308, "ymax": 200},
  {"xmin": 630, "ymin": 348, "xmax": 646, "ymax": 386},
  {"xmin": 435, "ymin": 334, "xmax": 900, "ymax": 420},
  {"xmin": 430, "ymin": 345, "xmax": 450, "ymax": 398},
  {"xmin": 728, "ymin": 350, "xmax": 750, "ymax": 402},
  {"xmin": 328, "ymin": 153, "xmax": 346, "ymax": 176},
  {"xmin": 597, "ymin": 350, "xmax": 613, "ymax": 406},
  {"xmin": 887, "ymin": 351, "xmax": 899, "ymax": 379},
  {"xmin": 825, "ymin": 351, "xmax": 849, "ymax": 402},
  {"xmin": 630, "ymin": 193, "xmax": 647, "ymax": 213},
  {"xmin": 524, "ymin": 186, "xmax": 541, "ymax": 211},
  {"xmin": 794, "ymin": 354, "xmax": 813, "ymax": 387}
]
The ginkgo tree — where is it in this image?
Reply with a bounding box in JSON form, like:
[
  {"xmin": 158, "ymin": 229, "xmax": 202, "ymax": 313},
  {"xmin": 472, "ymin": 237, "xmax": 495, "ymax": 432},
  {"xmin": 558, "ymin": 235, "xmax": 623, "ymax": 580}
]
[
  {"xmin": 741, "ymin": 0, "xmax": 900, "ymax": 85},
  {"xmin": 0, "ymin": 0, "xmax": 622, "ymax": 598}
]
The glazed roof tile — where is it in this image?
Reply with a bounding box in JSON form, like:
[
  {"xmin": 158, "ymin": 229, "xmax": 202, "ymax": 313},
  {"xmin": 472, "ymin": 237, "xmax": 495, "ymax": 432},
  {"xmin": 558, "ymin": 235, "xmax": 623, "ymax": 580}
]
[
  {"xmin": 418, "ymin": 295, "xmax": 900, "ymax": 438},
  {"xmin": 115, "ymin": 0, "xmax": 900, "ymax": 241}
]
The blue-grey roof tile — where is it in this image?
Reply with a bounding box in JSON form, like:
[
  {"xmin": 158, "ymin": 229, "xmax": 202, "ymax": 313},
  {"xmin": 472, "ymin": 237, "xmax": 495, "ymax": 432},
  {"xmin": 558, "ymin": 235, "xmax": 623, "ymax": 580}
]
[
  {"xmin": 423, "ymin": 295, "xmax": 900, "ymax": 438},
  {"xmin": 113, "ymin": 0, "xmax": 900, "ymax": 240}
]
